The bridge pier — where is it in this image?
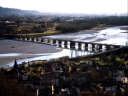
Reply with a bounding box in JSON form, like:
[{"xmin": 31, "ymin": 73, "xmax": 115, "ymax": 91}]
[
  {"xmin": 20, "ymin": 37, "xmax": 23, "ymax": 40},
  {"xmin": 67, "ymin": 41, "xmax": 71, "ymax": 48},
  {"xmin": 33, "ymin": 37, "xmax": 37, "ymax": 42},
  {"xmin": 102, "ymin": 45, "xmax": 107, "ymax": 52},
  {"xmin": 95, "ymin": 44, "xmax": 99, "ymax": 52},
  {"xmin": 60, "ymin": 41, "xmax": 70, "ymax": 48},
  {"xmin": 88, "ymin": 44, "xmax": 92, "ymax": 51},
  {"xmin": 47, "ymin": 39, "xmax": 52, "ymax": 44},
  {"xmin": 55, "ymin": 40, "xmax": 61, "ymax": 47},
  {"xmin": 44, "ymin": 39, "xmax": 48, "ymax": 43},
  {"xmin": 39, "ymin": 38, "xmax": 41, "ymax": 42},
  {"xmin": 29, "ymin": 37, "xmax": 32, "ymax": 41},
  {"xmin": 75, "ymin": 42, "xmax": 79, "ymax": 49},
  {"xmin": 61, "ymin": 41, "xmax": 65, "ymax": 48},
  {"xmin": 56, "ymin": 40, "xmax": 58, "ymax": 47},
  {"xmin": 15, "ymin": 37, "xmax": 120, "ymax": 53},
  {"xmin": 24, "ymin": 37, "xmax": 27, "ymax": 41},
  {"xmin": 81, "ymin": 43, "xmax": 85, "ymax": 50},
  {"xmin": 50, "ymin": 39, "xmax": 53, "ymax": 44}
]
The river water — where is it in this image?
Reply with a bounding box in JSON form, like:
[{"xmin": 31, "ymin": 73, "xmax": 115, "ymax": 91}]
[
  {"xmin": 0, "ymin": 49, "xmax": 93, "ymax": 68},
  {"xmin": 44, "ymin": 26, "xmax": 128, "ymax": 46},
  {"xmin": 0, "ymin": 26, "xmax": 128, "ymax": 68}
]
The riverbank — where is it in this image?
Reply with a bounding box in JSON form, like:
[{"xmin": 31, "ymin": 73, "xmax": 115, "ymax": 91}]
[
  {"xmin": 0, "ymin": 39, "xmax": 63, "ymax": 67},
  {"xmin": 44, "ymin": 26, "xmax": 128, "ymax": 45},
  {"xmin": 1, "ymin": 26, "xmax": 127, "ymax": 68}
]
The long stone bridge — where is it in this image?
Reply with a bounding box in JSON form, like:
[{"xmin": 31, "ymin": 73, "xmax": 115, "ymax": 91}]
[{"xmin": 15, "ymin": 36, "xmax": 120, "ymax": 52}]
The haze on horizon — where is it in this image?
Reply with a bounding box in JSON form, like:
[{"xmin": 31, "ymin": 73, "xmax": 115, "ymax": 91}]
[{"xmin": 0, "ymin": 0, "xmax": 127, "ymax": 14}]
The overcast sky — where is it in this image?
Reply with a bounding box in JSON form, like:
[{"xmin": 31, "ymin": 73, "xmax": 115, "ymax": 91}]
[{"xmin": 0, "ymin": 0, "xmax": 127, "ymax": 14}]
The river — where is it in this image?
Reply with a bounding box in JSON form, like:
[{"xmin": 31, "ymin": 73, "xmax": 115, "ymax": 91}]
[
  {"xmin": 43, "ymin": 26, "xmax": 128, "ymax": 46},
  {"xmin": 0, "ymin": 26, "xmax": 128, "ymax": 68}
]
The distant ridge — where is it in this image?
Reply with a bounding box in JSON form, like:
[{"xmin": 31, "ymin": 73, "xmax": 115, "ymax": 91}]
[
  {"xmin": 0, "ymin": 6, "xmax": 41, "ymax": 16},
  {"xmin": 0, "ymin": 6, "xmax": 127, "ymax": 17}
]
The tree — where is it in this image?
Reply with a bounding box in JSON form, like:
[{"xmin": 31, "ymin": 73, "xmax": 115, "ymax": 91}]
[
  {"xmin": 13, "ymin": 59, "xmax": 18, "ymax": 72},
  {"xmin": 0, "ymin": 69, "xmax": 35, "ymax": 96},
  {"xmin": 124, "ymin": 83, "xmax": 128, "ymax": 96}
]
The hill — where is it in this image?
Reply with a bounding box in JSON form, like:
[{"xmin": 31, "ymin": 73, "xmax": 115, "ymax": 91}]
[{"xmin": 0, "ymin": 6, "xmax": 41, "ymax": 16}]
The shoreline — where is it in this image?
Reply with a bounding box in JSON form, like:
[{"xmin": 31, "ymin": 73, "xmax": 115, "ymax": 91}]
[
  {"xmin": 1, "ymin": 25, "xmax": 127, "ymax": 68},
  {"xmin": 0, "ymin": 39, "xmax": 63, "ymax": 67}
]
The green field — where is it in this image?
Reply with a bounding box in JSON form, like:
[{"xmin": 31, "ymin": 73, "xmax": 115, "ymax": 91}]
[{"xmin": 16, "ymin": 28, "xmax": 60, "ymax": 37}]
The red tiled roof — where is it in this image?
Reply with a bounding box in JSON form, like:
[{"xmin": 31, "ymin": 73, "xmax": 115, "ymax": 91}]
[{"xmin": 43, "ymin": 68, "xmax": 53, "ymax": 73}]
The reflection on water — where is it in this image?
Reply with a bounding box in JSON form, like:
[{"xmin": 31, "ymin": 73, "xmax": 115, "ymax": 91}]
[
  {"xmin": 0, "ymin": 49, "xmax": 93, "ymax": 68},
  {"xmin": 0, "ymin": 53, "xmax": 22, "ymax": 57},
  {"xmin": 44, "ymin": 26, "xmax": 128, "ymax": 46},
  {"xmin": 1, "ymin": 26, "xmax": 128, "ymax": 68}
]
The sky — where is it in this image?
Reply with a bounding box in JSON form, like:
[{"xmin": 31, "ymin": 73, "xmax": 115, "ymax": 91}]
[{"xmin": 0, "ymin": 0, "xmax": 128, "ymax": 14}]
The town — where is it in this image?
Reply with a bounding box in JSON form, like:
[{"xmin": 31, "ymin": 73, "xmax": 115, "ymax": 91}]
[
  {"xmin": 0, "ymin": 3, "xmax": 128, "ymax": 96},
  {"xmin": 0, "ymin": 46, "xmax": 128, "ymax": 96}
]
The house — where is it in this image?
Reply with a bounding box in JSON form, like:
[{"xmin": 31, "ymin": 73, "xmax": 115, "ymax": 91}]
[
  {"xmin": 88, "ymin": 60, "xmax": 99, "ymax": 67},
  {"xmin": 43, "ymin": 73, "xmax": 57, "ymax": 80},
  {"xmin": 52, "ymin": 66, "xmax": 63, "ymax": 73},
  {"xmin": 5, "ymin": 21, "xmax": 11, "ymax": 24},
  {"xmin": 33, "ymin": 71, "xmax": 41, "ymax": 77},
  {"xmin": 96, "ymin": 65, "xmax": 110, "ymax": 70},
  {"xmin": 77, "ymin": 73, "xmax": 87, "ymax": 82},
  {"xmin": 113, "ymin": 74, "xmax": 121, "ymax": 82},
  {"xmin": 124, "ymin": 69, "xmax": 128, "ymax": 75},
  {"xmin": 70, "ymin": 65, "xmax": 80, "ymax": 73},
  {"xmin": 116, "ymin": 68, "xmax": 124, "ymax": 76},
  {"xmin": 22, "ymin": 74, "xmax": 29, "ymax": 80},
  {"xmin": 101, "ymin": 81, "xmax": 117, "ymax": 94},
  {"xmin": 18, "ymin": 70, "xmax": 29, "ymax": 80},
  {"xmin": 37, "ymin": 84, "xmax": 53, "ymax": 96},
  {"xmin": 65, "ymin": 72, "xmax": 78, "ymax": 83},
  {"xmin": 42, "ymin": 67, "xmax": 54, "ymax": 74},
  {"xmin": 80, "ymin": 64, "xmax": 88, "ymax": 73},
  {"xmin": 126, "ymin": 64, "xmax": 128, "ymax": 69},
  {"xmin": 121, "ymin": 77, "xmax": 128, "ymax": 83}
]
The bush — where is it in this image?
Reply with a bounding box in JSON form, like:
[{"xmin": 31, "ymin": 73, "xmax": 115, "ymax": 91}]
[{"xmin": 124, "ymin": 54, "xmax": 128, "ymax": 60}]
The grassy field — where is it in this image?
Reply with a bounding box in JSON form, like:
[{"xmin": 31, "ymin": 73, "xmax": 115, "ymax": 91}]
[
  {"xmin": 16, "ymin": 24, "xmax": 107, "ymax": 37},
  {"xmin": 88, "ymin": 53, "xmax": 128, "ymax": 65},
  {"xmin": 16, "ymin": 28, "xmax": 60, "ymax": 37}
]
